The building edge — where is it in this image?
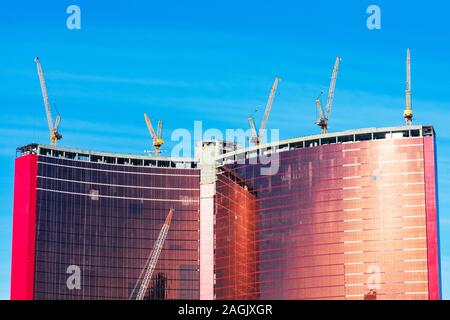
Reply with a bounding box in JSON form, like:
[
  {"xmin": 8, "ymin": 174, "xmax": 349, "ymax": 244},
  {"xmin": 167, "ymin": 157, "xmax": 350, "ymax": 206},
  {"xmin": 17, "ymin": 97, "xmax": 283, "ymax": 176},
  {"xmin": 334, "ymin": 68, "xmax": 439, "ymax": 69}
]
[
  {"xmin": 435, "ymin": 135, "xmax": 443, "ymax": 299},
  {"xmin": 423, "ymin": 135, "xmax": 441, "ymax": 300},
  {"xmin": 10, "ymin": 154, "xmax": 38, "ymax": 300}
]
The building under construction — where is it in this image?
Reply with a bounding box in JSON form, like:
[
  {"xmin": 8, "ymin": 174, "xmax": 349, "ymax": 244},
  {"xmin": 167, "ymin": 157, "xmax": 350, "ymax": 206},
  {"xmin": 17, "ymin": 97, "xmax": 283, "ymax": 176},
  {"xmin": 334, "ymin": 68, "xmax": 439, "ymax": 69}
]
[
  {"xmin": 11, "ymin": 145, "xmax": 200, "ymax": 299},
  {"xmin": 10, "ymin": 125, "xmax": 441, "ymax": 300},
  {"xmin": 10, "ymin": 50, "xmax": 441, "ymax": 300},
  {"xmin": 210, "ymin": 125, "xmax": 440, "ymax": 300}
]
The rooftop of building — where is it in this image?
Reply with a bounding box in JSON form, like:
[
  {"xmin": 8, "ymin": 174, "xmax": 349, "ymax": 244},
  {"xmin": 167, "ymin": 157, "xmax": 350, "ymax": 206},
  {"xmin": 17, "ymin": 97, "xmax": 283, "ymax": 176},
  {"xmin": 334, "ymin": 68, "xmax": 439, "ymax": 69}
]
[
  {"xmin": 217, "ymin": 124, "xmax": 434, "ymax": 165},
  {"xmin": 17, "ymin": 124, "xmax": 434, "ymax": 169},
  {"xmin": 16, "ymin": 143, "xmax": 198, "ymax": 169}
]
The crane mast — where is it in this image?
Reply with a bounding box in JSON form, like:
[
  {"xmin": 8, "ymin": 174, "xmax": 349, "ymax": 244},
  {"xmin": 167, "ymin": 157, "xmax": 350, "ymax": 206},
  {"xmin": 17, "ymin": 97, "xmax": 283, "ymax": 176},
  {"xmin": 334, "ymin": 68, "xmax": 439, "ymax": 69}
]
[
  {"xmin": 35, "ymin": 57, "xmax": 62, "ymax": 146},
  {"xmin": 144, "ymin": 113, "xmax": 164, "ymax": 156},
  {"xmin": 248, "ymin": 77, "xmax": 280, "ymax": 145},
  {"xmin": 131, "ymin": 208, "xmax": 174, "ymax": 300},
  {"xmin": 316, "ymin": 56, "xmax": 341, "ymax": 134},
  {"xmin": 404, "ymin": 48, "xmax": 413, "ymax": 125}
]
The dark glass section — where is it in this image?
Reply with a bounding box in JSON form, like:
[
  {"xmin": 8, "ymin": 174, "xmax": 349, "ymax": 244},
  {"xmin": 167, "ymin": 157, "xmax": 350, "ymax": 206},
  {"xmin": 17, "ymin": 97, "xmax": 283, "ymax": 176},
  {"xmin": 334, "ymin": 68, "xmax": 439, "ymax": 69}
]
[
  {"xmin": 215, "ymin": 137, "xmax": 433, "ymax": 300},
  {"xmin": 34, "ymin": 156, "xmax": 200, "ymax": 300},
  {"xmin": 148, "ymin": 273, "xmax": 168, "ymax": 300}
]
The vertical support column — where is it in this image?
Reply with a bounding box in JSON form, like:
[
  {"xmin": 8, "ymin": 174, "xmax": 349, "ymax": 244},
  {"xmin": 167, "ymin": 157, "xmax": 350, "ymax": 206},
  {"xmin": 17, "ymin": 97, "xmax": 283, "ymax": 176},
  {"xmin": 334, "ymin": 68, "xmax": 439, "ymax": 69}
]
[
  {"xmin": 10, "ymin": 154, "xmax": 38, "ymax": 300},
  {"xmin": 423, "ymin": 135, "xmax": 441, "ymax": 300},
  {"xmin": 197, "ymin": 141, "xmax": 219, "ymax": 300}
]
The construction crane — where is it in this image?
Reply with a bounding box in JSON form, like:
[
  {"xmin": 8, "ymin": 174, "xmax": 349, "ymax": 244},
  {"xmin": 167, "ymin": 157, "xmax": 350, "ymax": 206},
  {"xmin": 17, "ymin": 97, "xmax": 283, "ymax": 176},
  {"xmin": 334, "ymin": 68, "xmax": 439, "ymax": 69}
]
[
  {"xmin": 144, "ymin": 113, "xmax": 164, "ymax": 156},
  {"xmin": 315, "ymin": 56, "xmax": 341, "ymax": 134},
  {"xmin": 248, "ymin": 76, "xmax": 281, "ymax": 145},
  {"xmin": 130, "ymin": 208, "xmax": 174, "ymax": 300},
  {"xmin": 404, "ymin": 48, "xmax": 413, "ymax": 125},
  {"xmin": 34, "ymin": 57, "xmax": 62, "ymax": 146}
]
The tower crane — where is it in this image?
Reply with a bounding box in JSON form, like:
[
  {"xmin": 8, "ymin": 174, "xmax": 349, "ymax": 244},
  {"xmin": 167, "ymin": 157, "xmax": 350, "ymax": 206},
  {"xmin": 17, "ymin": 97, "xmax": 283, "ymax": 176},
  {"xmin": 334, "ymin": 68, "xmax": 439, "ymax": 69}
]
[
  {"xmin": 144, "ymin": 113, "xmax": 164, "ymax": 156},
  {"xmin": 248, "ymin": 76, "xmax": 281, "ymax": 145},
  {"xmin": 404, "ymin": 48, "xmax": 413, "ymax": 125},
  {"xmin": 315, "ymin": 56, "xmax": 341, "ymax": 134},
  {"xmin": 130, "ymin": 208, "xmax": 174, "ymax": 300},
  {"xmin": 34, "ymin": 57, "xmax": 62, "ymax": 146}
]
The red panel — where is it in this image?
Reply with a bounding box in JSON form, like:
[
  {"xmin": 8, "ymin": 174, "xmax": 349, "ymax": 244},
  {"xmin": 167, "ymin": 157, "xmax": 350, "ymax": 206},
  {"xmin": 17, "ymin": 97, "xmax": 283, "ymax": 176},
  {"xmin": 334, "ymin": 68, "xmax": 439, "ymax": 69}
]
[
  {"xmin": 423, "ymin": 136, "xmax": 441, "ymax": 300},
  {"xmin": 10, "ymin": 154, "xmax": 38, "ymax": 300}
]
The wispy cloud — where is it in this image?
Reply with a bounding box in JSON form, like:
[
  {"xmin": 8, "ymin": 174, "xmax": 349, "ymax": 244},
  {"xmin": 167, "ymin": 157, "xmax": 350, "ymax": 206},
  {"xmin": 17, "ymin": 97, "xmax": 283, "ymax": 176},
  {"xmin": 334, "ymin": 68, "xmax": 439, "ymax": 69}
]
[
  {"xmin": 44, "ymin": 71, "xmax": 273, "ymax": 93},
  {"xmin": 47, "ymin": 71, "xmax": 199, "ymax": 89}
]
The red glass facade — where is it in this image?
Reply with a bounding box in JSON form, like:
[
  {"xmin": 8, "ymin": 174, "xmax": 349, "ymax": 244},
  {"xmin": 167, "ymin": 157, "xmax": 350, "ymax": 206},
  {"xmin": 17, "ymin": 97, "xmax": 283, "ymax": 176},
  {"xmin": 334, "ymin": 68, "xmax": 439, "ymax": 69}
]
[
  {"xmin": 214, "ymin": 135, "xmax": 441, "ymax": 300},
  {"xmin": 214, "ymin": 172, "xmax": 259, "ymax": 299},
  {"xmin": 11, "ymin": 126, "xmax": 441, "ymax": 300},
  {"xmin": 11, "ymin": 151, "xmax": 200, "ymax": 300}
]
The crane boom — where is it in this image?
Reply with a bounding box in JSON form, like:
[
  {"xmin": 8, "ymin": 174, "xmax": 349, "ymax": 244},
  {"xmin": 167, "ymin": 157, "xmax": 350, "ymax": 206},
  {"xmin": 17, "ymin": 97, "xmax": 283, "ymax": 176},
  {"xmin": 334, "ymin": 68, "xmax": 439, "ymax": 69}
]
[
  {"xmin": 144, "ymin": 113, "xmax": 157, "ymax": 140},
  {"xmin": 248, "ymin": 116, "xmax": 258, "ymax": 144},
  {"xmin": 54, "ymin": 115, "xmax": 61, "ymax": 130},
  {"xmin": 35, "ymin": 57, "xmax": 62, "ymax": 146},
  {"xmin": 157, "ymin": 120, "xmax": 163, "ymax": 140},
  {"xmin": 35, "ymin": 57, "xmax": 53, "ymax": 132},
  {"xmin": 131, "ymin": 208, "xmax": 174, "ymax": 300},
  {"xmin": 144, "ymin": 113, "xmax": 164, "ymax": 156},
  {"xmin": 248, "ymin": 77, "xmax": 280, "ymax": 145},
  {"xmin": 258, "ymin": 77, "xmax": 280, "ymax": 140},
  {"xmin": 315, "ymin": 56, "xmax": 341, "ymax": 134},
  {"xmin": 404, "ymin": 48, "xmax": 413, "ymax": 125},
  {"xmin": 315, "ymin": 91, "xmax": 324, "ymax": 120},
  {"xmin": 324, "ymin": 56, "xmax": 341, "ymax": 121}
]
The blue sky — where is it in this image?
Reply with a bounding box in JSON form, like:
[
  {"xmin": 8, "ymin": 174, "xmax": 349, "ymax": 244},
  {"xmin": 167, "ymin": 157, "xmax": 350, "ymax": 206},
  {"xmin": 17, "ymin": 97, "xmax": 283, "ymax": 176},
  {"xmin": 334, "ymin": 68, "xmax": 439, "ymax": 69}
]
[{"xmin": 0, "ymin": 0, "xmax": 449, "ymax": 299}]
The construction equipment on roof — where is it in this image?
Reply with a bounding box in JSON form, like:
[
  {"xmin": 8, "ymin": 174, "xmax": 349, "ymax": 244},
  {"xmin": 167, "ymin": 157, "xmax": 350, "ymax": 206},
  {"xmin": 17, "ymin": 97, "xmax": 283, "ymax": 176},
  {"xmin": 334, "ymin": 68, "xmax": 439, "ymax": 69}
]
[
  {"xmin": 34, "ymin": 57, "xmax": 62, "ymax": 146},
  {"xmin": 144, "ymin": 113, "xmax": 164, "ymax": 156},
  {"xmin": 315, "ymin": 56, "xmax": 341, "ymax": 134},
  {"xmin": 248, "ymin": 76, "xmax": 281, "ymax": 145},
  {"xmin": 130, "ymin": 208, "xmax": 174, "ymax": 300},
  {"xmin": 404, "ymin": 48, "xmax": 413, "ymax": 125}
]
